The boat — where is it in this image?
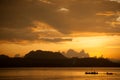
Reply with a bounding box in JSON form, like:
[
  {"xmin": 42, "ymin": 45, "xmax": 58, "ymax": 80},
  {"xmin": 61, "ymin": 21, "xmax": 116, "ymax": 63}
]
[
  {"xmin": 85, "ymin": 71, "xmax": 98, "ymax": 74},
  {"xmin": 106, "ymin": 72, "xmax": 113, "ymax": 75}
]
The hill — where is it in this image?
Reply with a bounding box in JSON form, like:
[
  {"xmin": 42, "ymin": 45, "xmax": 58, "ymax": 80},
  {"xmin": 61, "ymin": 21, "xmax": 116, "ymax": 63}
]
[{"xmin": 0, "ymin": 50, "xmax": 120, "ymax": 67}]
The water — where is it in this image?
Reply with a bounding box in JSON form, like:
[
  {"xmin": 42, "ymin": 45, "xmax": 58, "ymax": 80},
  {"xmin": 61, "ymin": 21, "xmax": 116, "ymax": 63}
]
[{"xmin": 0, "ymin": 67, "xmax": 120, "ymax": 80}]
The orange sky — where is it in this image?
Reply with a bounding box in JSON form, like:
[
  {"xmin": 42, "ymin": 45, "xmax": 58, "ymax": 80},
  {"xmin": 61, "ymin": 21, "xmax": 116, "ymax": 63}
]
[
  {"xmin": 0, "ymin": 0, "xmax": 120, "ymax": 59},
  {"xmin": 0, "ymin": 35, "xmax": 120, "ymax": 59}
]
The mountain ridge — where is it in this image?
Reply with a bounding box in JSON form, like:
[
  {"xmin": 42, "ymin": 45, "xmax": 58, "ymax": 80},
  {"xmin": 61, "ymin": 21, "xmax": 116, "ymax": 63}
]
[{"xmin": 0, "ymin": 50, "xmax": 120, "ymax": 67}]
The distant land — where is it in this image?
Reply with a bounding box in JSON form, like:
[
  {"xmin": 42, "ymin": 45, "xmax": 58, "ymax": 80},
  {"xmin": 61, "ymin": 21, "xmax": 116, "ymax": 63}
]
[{"xmin": 0, "ymin": 50, "xmax": 120, "ymax": 67}]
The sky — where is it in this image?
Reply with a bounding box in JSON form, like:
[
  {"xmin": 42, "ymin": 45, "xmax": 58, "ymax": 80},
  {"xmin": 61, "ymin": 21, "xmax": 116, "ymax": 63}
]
[{"xmin": 0, "ymin": 0, "xmax": 120, "ymax": 59}]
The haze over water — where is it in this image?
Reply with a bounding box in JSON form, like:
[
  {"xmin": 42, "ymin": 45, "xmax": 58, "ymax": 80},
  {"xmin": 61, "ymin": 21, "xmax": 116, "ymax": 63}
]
[{"xmin": 0, "ymin": 68, "xmax": 120, "ymax": 80}]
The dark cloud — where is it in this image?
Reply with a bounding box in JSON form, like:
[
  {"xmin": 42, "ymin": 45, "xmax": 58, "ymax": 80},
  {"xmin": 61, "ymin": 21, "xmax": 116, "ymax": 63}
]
[
  {"xmin": 0, "ymin": 27, "xmax": 72, "ymax": 43},
  {"xmin": 0, "ymin": 0, "xmax": 120, "ymax": 43},
  {"xmin": 59, "ymin": 0, "xmax": 120, "ymax": 33},
  {"xmin": 40, "ymin": 38, "xmax": 72, "ymax": 43},
  {"xmin": 0, "ymin": 27, "xmax": 39, "ymax": 41},
  {"xmin": 0, "ymin": 0, "xmax": 57, "ymax": 28}
]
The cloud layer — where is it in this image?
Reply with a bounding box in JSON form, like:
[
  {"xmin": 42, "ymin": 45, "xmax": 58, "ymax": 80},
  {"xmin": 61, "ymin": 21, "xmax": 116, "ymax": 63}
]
[{"xmin": 0, "ymin": 0, "xmax": 120, "ymax": 43}]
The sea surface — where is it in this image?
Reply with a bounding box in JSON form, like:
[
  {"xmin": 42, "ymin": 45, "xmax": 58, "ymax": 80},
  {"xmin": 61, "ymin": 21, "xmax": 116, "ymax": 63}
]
[{"xmin": 0, "ymin": 67, "xmax": 120, "ymax": 80}]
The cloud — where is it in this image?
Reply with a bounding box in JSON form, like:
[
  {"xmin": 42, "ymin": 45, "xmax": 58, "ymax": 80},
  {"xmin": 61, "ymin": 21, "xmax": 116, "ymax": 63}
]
[
  {"xmin": 0, "ymin": 0, "xmax": 120, "ymax": 43},
  {"xmin": 0, "ymin": 20, "xmax": 71, "ymax": 43},
  {"xmin": 0, "ymin": 27, "xmax": 72, "ymax": 44},
  {"xmin": 96, "ymin": 11, "xmax": 116, "ymax": 16},
  {"xmin": 109, "ymin": 0, "xmax": 120, "ymax": 3},
  {"xmin": 39, "ymin": 0, "xmax": 52, "ymax": 4},
  {"xmin": 57, "ymin": 7, "xmax": 69, "ymax": 13},
  {"xmin": 40, "ymin": 38, "xmax": 72, "ymax": 43},
  {"xmin": 0, "ymin": 27, "xmax": 39, "ymax": 41},
  {"xmin": 106, "ymin": 21, "xmax": 120, "ymax": 27},
  {"xmin": 117, "ymin": 16, "xmax": 120, "ymax": 21}
]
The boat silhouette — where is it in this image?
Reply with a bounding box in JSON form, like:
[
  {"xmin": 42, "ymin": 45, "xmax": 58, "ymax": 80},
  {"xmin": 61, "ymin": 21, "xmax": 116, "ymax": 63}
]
[
  {"xmin": 85, "ymin": 71, "xmax": 98, "ymax": 74},
  {"xmin": 106, "ymin": 72, "xmax": 113, "ymax": 75}
]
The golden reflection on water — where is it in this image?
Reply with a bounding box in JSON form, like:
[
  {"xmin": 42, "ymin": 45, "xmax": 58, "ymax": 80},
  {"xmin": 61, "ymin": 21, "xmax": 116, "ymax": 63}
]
[{"xmin": 0, "ymin": 68, "xmax": 120, "ymax": 80}]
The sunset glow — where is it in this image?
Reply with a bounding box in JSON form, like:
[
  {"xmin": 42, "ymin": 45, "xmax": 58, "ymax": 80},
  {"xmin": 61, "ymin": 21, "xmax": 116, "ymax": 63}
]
[{"xmin": 0, "ymin": 0, "xmax": 120, "ymax": 60}]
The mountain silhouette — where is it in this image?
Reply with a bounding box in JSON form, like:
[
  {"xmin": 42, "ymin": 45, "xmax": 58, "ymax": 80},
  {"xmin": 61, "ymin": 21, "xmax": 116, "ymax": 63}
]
[
  {"xmin": 0, "ymin": 50, "xmax": 120, "ymax": 67},
  {"xmin": 24, "ymin": 50, "xmax": 66, "ymax": 59},
  {"xmin": 0, "ymin": 55, "xmax": 9, "ymax": 59},
  {"xmin": 65, "ymin": 49, "xmax": 89, "ymax": 58},
  {"xmin": 65, "ymin": 49, "xmax": 78, "ymax": 58}
]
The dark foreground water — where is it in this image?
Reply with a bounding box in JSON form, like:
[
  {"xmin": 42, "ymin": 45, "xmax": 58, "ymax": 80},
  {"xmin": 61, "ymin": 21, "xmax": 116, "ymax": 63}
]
[{"xmin": 0, "ymin": 67, "xmax": 120, "ymax": 80}]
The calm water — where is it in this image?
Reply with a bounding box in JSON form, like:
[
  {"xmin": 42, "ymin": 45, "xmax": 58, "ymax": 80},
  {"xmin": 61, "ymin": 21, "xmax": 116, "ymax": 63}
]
[{"xmin": 0, "ymin": 67, "xmax": 120, "ymax": 80}]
